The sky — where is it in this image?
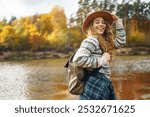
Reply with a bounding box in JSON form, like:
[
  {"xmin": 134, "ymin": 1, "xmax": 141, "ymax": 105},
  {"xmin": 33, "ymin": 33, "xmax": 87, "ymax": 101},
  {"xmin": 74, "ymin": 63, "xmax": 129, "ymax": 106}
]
[
  {"xmin": 0, "ymin": 0, "xmax": 149, "ymax": 21},
  {"xmin": 0, "ymin": 0, "xmax": 79, "ymax": 21}
]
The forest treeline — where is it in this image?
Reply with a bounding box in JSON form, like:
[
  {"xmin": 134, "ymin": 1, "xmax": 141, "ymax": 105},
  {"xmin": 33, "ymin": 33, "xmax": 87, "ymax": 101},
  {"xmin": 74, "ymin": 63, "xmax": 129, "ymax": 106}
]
[
  {"xmin": 0, "ymin": 0, "xmax": 150, "ymax": 53},
  {"xmin": 0, "ymin": 6, "xmax": 81, "ymax": 53}
]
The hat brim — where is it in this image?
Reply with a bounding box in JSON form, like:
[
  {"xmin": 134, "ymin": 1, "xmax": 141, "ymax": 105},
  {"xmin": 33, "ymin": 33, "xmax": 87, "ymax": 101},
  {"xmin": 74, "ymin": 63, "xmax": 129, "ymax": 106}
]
[{"xmin": 82, "ymin": 11, "xmax": 114, "ymax": 34}]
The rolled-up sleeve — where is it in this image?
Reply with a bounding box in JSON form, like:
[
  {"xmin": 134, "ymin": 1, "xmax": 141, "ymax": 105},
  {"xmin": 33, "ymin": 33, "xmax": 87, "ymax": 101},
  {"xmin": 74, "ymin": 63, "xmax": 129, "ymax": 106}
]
[
  {"xmin": 72, "ymin": 37, "xmax": 107, "ymax": 68},
  {"xmin": 114, "ymin": 19, "xmax": 126, "ymax": 49}
]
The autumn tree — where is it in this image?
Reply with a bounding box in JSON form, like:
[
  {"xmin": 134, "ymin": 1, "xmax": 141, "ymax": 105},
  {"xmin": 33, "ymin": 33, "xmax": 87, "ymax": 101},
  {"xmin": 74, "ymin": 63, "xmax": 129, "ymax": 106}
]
[
  {"xmin": 47, "ymin": 6, "xmax": 68, "ymax": 51},
  {"xmin": 0, "ymin": 25, "xmax": 18, "ymax": 51},
  {"xmin": 36, "ymin": 14, "xmax": 53, "ymax": 34}
]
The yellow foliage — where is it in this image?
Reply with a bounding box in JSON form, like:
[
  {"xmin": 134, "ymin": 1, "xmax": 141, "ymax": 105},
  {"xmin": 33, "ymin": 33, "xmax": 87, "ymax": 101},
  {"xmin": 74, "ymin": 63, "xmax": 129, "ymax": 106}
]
[
  {"xmin": 0, "ymin": 6, "xmax": 82, "ymax": 51},
  {"xmin": 0, "ymin": 25, "xmax": 14, "ymax": 41},
  {"xmin": 67, "ymin": 28, "xmax": 83, "ymax": 48},
  {"xmin": 0, "ymin": 33, "xmax": 2, "ymax": 43},
  {"xmin": 50, "ymin": 6, "xmax": 67, "ymax": 30},
  {"xmin": 38, "ymin": 14, "xmax": 53, "ymax": 33},
  {"xmin": 128, "ymin": 29, "xmax": 146, "ymax": 45},
  {"xmin": 128, "ymin": 18, "xmax": 147, "ymax": 46},
  {"xmin": 24, "ymin": 24, "xmax": 40, "ymax": 38}
]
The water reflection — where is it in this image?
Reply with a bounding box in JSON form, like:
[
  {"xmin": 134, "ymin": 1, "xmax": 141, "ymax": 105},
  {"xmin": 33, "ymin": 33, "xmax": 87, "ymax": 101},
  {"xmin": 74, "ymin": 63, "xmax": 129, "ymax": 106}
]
[
  {"xmin": 112, "ymin": 73, "xmax": 150, "ymax": 100},
  {"xmin": 0, "ymin": 62, "xmax": 29, "ymax": 99},
  {"xmin": 0, "ymin": 56, "xmax": 150, "ymax": 100}
]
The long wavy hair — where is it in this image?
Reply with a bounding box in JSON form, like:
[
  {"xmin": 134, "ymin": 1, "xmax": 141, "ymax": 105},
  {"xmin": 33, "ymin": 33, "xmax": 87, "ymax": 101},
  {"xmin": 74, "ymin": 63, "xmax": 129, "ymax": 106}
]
[{"xmin": 87, "ymin": 18, "xmax": 115, "ymax": 61}]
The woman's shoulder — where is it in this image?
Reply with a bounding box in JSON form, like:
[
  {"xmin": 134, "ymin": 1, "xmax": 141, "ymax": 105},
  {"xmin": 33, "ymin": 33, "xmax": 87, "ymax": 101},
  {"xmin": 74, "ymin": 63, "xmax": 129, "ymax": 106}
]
[{"xmin": 82, "ymin": 36, "xmax": 99, "ymax": 46}]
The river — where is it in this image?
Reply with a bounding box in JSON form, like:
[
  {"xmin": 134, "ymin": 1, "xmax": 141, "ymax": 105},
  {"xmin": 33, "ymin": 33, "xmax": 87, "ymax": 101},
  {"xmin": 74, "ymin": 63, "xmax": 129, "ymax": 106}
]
[{"xmin": 0, "ymin": 55, "xmax": 150, "ymax": 100}]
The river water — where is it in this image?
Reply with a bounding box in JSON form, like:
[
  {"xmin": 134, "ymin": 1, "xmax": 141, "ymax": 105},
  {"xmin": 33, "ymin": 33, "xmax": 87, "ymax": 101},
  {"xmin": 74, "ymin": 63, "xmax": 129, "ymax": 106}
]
[{"xmin": 0, "ymin": 56, "xmax": 150, "ymax": 100}]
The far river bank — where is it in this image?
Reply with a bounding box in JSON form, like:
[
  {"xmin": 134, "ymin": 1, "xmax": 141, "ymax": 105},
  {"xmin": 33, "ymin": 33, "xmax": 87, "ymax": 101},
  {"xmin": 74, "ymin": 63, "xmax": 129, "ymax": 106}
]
[{"xmin": 0, "ymin": 47, "xmax": 150, "ymax": 61}]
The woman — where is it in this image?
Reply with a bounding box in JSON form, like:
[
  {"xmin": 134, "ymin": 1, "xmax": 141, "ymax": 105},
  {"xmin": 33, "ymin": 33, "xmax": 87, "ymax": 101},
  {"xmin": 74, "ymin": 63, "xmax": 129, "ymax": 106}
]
[{"xmin": 72, "ymin": 10, "xmax": 126, "ymax": 100}]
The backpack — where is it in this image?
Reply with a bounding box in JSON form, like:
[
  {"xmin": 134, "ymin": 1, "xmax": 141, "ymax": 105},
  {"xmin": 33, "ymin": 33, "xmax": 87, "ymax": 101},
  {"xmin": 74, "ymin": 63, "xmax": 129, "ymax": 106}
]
[{"xmin": 64, "ymin": 52, "xmax": 84, "ymax": 95}]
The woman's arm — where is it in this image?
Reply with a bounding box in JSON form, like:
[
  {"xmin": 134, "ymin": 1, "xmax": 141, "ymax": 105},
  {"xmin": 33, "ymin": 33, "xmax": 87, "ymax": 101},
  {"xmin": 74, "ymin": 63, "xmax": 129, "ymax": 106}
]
[
  {"xmin": 113, "ymin": 17, "xmax": 126, "ymax": 49},
  {"xmin": 72, "ymin": 37, "xmax": 108, "ymax": 68}
]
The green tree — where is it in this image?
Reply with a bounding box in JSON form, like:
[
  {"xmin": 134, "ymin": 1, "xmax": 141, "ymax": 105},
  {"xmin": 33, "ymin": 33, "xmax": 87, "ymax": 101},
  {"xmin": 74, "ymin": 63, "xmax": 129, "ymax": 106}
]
[{"xmin": 71, "ymin": 0, "xmax": 115, "ymax": 28}]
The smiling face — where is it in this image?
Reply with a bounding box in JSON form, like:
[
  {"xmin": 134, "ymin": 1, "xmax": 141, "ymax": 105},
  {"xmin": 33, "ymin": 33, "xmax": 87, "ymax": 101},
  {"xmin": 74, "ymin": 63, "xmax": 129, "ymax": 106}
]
[{"xmin": 92, "ymin": 17, "xmax": 106, "ymax": 35}]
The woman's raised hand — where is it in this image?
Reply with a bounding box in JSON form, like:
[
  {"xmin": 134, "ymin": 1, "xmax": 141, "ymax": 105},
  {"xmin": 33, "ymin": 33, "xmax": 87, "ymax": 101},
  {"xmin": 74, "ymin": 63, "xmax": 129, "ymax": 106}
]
[{"xmin": 111, "ymin": 14, "xmax": 119, "ymax": 21}]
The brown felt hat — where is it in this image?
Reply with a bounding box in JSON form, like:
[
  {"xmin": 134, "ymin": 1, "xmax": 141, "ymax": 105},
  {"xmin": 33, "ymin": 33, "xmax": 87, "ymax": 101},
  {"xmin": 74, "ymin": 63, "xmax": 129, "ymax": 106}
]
[{"xmin": 82, "ymin": 10, "xmax": 114, "ymax": 34}]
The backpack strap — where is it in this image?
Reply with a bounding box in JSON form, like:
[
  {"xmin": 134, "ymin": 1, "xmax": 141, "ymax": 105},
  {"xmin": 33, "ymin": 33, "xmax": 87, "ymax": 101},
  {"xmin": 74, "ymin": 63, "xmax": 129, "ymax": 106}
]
[
  {"xmin": 64, "ymin": 50, "xmax": 102, "ymax": 70},
  {"xmin": 64, "ymin": 51, "xmax": 76, "ymax": 68}
]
